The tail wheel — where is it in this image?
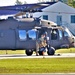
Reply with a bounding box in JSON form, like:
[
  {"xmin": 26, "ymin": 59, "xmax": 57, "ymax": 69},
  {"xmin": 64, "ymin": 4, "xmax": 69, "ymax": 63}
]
[
  {"xmin": 25, "ymin": 49, "xmax": 33, "ymax": 56},
  {"xmin": 47, "ymin": 46, "xmax": 55, "ymax": 55}
]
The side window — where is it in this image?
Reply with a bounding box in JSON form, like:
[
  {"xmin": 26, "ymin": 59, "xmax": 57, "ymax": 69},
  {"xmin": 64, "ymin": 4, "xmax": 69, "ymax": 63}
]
[
  {"xmin": 27, "ymin": 30, "xmax": 36, "ymax": 40},
  {"xmin": 51, "ymin": 29, "xmax": 58, "ymax": 40},
  {"xmin": 58, "ymin": 30, "xmax": 63, "ymax": 39},
  {"xmin": 19, "ymin": 30, "xmax": 26, "ymax": 40}
]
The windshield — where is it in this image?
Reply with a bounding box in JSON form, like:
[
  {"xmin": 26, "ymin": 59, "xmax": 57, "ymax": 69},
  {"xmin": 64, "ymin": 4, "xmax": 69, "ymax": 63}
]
[{"xmin": 64, "ymin": 27, "xmax": 72, "ymax": 37}]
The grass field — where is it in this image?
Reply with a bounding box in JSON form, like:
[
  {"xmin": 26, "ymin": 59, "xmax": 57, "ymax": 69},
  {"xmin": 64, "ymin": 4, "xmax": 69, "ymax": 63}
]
[
  {"xmin": 0, "ymin": 58, "xmax": 75, "ymax": 73},
  {"xmin": 0, "ymin": 50, "xmax": 25, "ymax": 54},
  {"xmin": 0, "ymin": 49, "xmax": 75, "ymax": 73},
  {"xmin": 56, "ymin": 48, "xmax": 75, "ymax": 53}
]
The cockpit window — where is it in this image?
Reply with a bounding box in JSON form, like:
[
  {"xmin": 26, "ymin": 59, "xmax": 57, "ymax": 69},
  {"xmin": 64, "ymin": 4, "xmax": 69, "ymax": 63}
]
[
  {"xmin": 19, "ymin": 30, "xmax": 26, "ymax": 40},
  {"xmin": 64, "ymin": 28, "xmax": 72, "ymax": 37},
  {"xmin": 27, "ymin": 30, "xmax": 36, "ymax": 40},
  {"xmin": 51, "ymin": 29, "xmax": 58, "ymax": 40}
]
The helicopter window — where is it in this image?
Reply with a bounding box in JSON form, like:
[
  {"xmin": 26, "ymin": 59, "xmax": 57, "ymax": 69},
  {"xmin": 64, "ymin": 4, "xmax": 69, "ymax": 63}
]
[
  {"xmin": 51, "ymin": 29, "xmax": 58, "ymax": 40},
  {"xmin": 43, "ymin": 15, "xmax": 48, "ymax": 20},
  {"xmin": 58, "ymin": 30, "xmax": 63, "ymax": 39},
  {"xmin": 19, "ymin": 30, "xmax": 26, "ymax": 40},
  {"xmin": 27, "ymin": 30, "xmax": 36, "ymax": 40}
]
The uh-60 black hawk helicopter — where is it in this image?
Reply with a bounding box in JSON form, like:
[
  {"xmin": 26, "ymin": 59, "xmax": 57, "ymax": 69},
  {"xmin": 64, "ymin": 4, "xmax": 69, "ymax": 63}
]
[{"xmin": 0, "ymin": 2, "xmax": 75, "ymax": 56}]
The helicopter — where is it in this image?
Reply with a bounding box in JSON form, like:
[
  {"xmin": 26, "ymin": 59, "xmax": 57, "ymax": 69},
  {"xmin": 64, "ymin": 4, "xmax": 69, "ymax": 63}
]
[{"xmin": 0, "ymin": 2, "xmax": 75, "ymax": 56}]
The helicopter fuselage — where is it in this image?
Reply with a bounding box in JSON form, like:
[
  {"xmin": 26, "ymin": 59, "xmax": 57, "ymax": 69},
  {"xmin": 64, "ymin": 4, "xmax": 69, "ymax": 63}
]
[{"xmin": 0, "ymin": 17, "xmax": 74, "ymax": 55}]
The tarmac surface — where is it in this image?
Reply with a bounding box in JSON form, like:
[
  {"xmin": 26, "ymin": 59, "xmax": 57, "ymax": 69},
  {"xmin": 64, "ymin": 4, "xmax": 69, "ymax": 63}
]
[{"xmin": 0, "ymin": 53, "xmax": 75, "ymax": 59}]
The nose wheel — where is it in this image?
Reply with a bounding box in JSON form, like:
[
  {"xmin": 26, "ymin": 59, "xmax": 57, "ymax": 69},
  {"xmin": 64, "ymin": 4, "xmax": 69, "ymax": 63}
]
[{"xmin": 47, "ymin": 46, "xmax": 55, "ymax": 55}]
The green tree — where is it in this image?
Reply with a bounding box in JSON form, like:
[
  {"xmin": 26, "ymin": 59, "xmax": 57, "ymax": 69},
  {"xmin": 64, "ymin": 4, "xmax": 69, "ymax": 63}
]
[
  {"xmin": 67, "ymin": 0, "xmax": 75, "ymax": 8},
  {"xmin": 24, "ymin": 1, "xmax": 27, "ymax": 4},
  {"xmin": 72, "ymin": 0, "xmax": 75, "ymax": 8},
  {"xmin": 15, "ymin": 0, "xmax": 23, "ymax": 5},
  {"xmin": 62, "ymin": 0, "xmax": 68, "ymax": 4}
]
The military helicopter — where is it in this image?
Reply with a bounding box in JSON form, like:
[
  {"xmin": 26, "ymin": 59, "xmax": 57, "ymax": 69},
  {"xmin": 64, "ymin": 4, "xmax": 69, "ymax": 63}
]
[{"xmin": 0, "ymin": 3, "xmax": 75, "ymax": 56}]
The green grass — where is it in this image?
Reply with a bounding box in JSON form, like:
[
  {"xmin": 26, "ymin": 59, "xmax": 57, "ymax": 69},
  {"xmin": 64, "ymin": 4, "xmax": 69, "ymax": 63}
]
[
  {"xmin": 0, "ymin": 58, "xmax": 75, "ymax": 73},
  {"xmin": 0, "ymin": 50, "xmax": 25, "ymax": 54},
  {"xmin": 56, "ymin": 48, "xmax": 75, "ymax": 53}
]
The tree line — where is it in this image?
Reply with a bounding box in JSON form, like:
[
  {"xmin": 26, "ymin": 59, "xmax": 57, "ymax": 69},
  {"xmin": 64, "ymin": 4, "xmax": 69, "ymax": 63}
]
[
  {"xmin": 15, "ymin": 0, "xmax": 75, "ymax": 8},
  {"xmin": 68, "ymin": 0, "xmax": 75, "ymax": 8}
]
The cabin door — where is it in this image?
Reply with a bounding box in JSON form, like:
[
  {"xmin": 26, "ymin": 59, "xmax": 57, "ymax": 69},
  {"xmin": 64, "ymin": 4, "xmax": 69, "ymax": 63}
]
[
  {"xmin": 0, "ymin": 29, "xmax": 15, "ymax": 49},
  {"xmin": 50, "ymin": 29, "xmax": 63, "ymax": 49}
]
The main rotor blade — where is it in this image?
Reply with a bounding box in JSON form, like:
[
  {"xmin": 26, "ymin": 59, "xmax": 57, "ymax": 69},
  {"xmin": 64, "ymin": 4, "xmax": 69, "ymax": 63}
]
[
  {"xmin": 14, "ymin": 4, "xmax": 48, "ymax": 16},
  {"xmin": 14, "ymin": 12, "xmax": 26, "ymax": 17},
  {"xmin": 24, "ymin": 4, "xmax": 49, "ymax": 12},
  {"xmin": 0, "ymin": 3, "xmax": 49, "ymax": 12},
  {"xmin": 0, "ymin": 2, "xmax": 51, "ymax": 16}
]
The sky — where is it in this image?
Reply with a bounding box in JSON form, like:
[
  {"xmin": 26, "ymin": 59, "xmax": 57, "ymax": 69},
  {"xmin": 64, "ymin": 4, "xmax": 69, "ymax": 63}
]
[{"xmin": 0, "ymin": 0, "xmax": 39, "ymax": 6}]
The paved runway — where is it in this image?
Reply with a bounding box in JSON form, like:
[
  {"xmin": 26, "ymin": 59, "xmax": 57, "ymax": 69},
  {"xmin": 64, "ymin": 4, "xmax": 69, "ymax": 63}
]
[{"xmin": 0, "ymin": 53, "xmax": 75, "ymax": 59}]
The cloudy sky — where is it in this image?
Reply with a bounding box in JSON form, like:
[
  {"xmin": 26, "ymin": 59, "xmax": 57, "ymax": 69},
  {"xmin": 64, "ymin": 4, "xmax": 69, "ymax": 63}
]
[{"xmin": 0, "ymin": 0, "xmax": 39, "ymax": 6}]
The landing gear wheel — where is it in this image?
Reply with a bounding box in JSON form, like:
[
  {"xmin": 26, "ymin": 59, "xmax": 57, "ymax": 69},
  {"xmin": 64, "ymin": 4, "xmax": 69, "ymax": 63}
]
[
  {"xmin": 39, "ymin": 47, "xmax": 46, "ymax": 55},
  {"xmin": 47, "ymin": 47, "xmax": 55, "ymax": 55},
  {"xmin": 25, "ymin": 49, "xmax": 33, "ymax": 56},
  {"xmin": 39, "ymin": 51, "xmax": 44, "ymax": 55}
]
